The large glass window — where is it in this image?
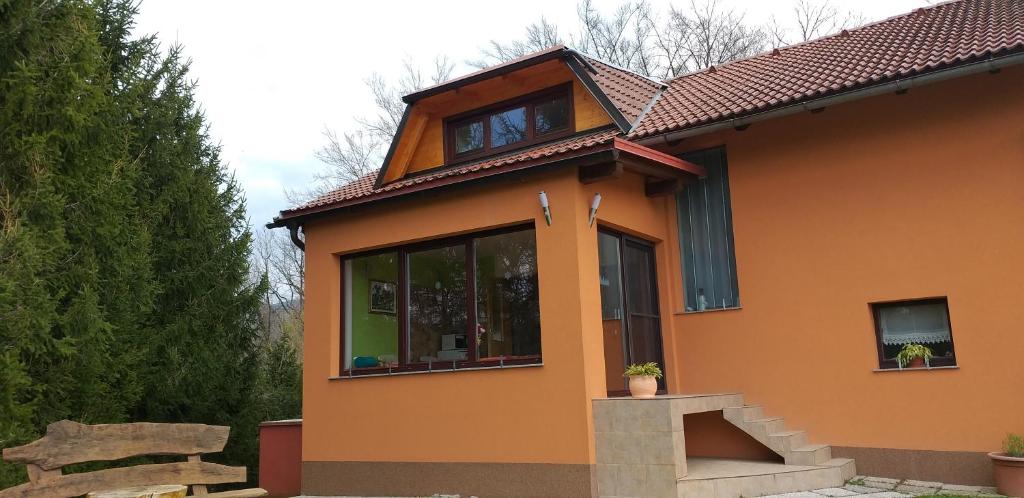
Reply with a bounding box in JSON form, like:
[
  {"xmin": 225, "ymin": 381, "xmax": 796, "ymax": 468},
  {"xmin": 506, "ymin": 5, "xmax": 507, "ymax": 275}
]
[
  {"xmin": 454, "ymin": 121, "xmax": 484, "ymax": 154},
  {"xmin": 343, "ymin": 252, "xmax": 399, "ymax": 370},
  {"xmin": 341, "ymin": 225, "xmax": 541, "ymax": 376},
  {"xmin": 409, "ymin": 244, "xmax": 467, "ymax": 362},
  {"xmin": 446, "ymin": 85, "xmax": 573, "ymax": 162},
  {"xmin": 475, "ymin": 230, "xmax": 541, "ymax": 359},
  {"xmin": 535, "ymin": 96, "xmax": 570, "ymax": 135},
  {"xmin": 490, "ymin": 107, "xmax": 527, "ymax": 148},
  {"xmin": 872, "ymin": 298, "xmax": 956, "ymax": 369},
  {"xmin": 676, "ymin": 147, "xmax": 740, "ymax": 311},
  {"xmin": 598, "ymin": 232, "xmax": 624, "ymax": 321}
]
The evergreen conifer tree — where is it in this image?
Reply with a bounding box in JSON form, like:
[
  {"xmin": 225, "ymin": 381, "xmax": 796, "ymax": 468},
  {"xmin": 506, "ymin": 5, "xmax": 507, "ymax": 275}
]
[{"xmin": 0, "ymin": 0, "xmax": 290, "ymax": 487}]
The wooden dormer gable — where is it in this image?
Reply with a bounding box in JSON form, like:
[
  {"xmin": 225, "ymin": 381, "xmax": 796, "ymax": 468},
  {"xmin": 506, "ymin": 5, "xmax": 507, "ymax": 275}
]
[{"xmin": 374, "ymin": 46, "xmax": 666, "ymax": 187}]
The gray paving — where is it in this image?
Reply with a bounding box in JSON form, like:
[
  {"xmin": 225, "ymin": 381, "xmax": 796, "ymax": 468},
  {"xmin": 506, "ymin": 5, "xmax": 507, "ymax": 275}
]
[
  {"xmin": 759, "ymin": 476, "xmax": 1004, "ymax": 498},
  {"xmin": 293, "ymin": 476, "xmax": 1004, "ymax": 498}
]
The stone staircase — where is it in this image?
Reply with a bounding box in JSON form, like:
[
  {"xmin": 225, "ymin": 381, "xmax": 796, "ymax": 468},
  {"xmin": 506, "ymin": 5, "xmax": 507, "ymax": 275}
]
[
  {"xmin": 722, "ymin": 404, "xmax": 854, "ymax": 472},
  {"xmin": 593, "ymin": 394, "xmax": 857, "ymax": 498}
]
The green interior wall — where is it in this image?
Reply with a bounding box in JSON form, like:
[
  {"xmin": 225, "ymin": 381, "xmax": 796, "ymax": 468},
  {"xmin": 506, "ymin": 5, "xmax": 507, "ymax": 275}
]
[{"xmin": 350, "ymin": 253, "xmax": 398, "ymax": 359}]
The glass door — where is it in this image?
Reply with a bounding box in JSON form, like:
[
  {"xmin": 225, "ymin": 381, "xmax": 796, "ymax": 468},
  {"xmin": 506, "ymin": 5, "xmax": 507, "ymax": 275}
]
[{"xmin": 598, "ymin": 229, "xmax": 666, "ymax": 395}]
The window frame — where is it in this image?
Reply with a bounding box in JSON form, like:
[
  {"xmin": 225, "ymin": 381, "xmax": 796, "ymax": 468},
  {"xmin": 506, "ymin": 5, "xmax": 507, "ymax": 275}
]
[
  {"xmin": 443, "ymin": 84, "xmax": 575, "ymax": 164},
  {"xmin": 338, "ymin": 223, "xmax": 542, "ymax": 377},
  {"xmin": 870, "ymin": 297, "xmax": 957, "ymax": 369}
]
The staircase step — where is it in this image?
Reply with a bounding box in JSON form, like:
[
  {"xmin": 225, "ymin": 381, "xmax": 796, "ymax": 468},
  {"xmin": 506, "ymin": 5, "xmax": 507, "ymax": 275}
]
[
  {"xmin": 748, "ymin": 417, "xmax": 786, "ymax": 435},
  {"xmin": 790, "ymin": 443, "xmax": 832, "ymax": 465},
  {"xmin": 767, "ymin": 430, "xmax": 807, "ymax": 452},
  {"xmin": 822, "ymin": 457, "xmax": 857, "ymax": 480},
  {"xmin": 719, "ymin": 402, "xmax": 855, "ymax": 475},
  {"xmin": 723, "ymin": 405, "xmax": 764, "ymax": 422},
  {"xmin": 678, "ymin": 459, "xmax": 848, "ymax": 498}
]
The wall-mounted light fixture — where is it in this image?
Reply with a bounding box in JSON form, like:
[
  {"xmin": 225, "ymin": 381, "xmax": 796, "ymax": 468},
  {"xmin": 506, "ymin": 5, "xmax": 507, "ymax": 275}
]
[
  {"xmin": 588, "ymin": 193, "xmax": 602, "ymax": 227},
  {"xmin": 538, "ymin": 191, "xmax": 552, "ymax": 226}
]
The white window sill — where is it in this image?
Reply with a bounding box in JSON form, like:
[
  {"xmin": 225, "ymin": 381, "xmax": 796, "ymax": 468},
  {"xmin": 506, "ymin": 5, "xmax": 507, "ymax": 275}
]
[
  {"xmin": 674, "ymin": 306, "xmax": 742, "ymax": 316},
  {"xmin": 873, "ymin": 365, "xmax": 959, "ymax": 373},
  {"xmin": 328, "ymin": 361, "xmax": 542, "ymax": 380}
]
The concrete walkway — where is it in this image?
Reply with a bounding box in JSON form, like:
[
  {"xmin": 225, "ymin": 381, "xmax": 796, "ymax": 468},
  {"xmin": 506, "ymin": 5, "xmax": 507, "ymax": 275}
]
[
  {"xmin": 295, "ymin": 476, "xmax": 1005, "ymax": 498},
  {"xmin": 760, "ymin": 475, "xmax": 1003, "ymax": 498}
]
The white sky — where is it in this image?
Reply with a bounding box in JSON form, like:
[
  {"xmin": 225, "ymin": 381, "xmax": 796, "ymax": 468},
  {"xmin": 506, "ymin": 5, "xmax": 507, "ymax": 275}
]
[{"xmin": 133, "ymin": 0, "xmax": 928, "ymax": 228}]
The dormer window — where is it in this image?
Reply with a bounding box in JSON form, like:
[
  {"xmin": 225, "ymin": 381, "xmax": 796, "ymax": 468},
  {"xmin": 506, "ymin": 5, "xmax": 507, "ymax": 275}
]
[
  {"xmin": 445, "ymin": 84, "xmax": 574, "ymax": 163},
  {"xmin": 454, "ymin": 121, "xmax": 484, "ymax": 154}
]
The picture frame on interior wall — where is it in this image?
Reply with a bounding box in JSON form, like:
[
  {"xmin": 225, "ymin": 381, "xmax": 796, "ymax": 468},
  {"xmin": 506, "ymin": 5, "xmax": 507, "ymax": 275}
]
[{"xmin": 369, "ymin": 279, "xmax": 397, "ymax": 314}]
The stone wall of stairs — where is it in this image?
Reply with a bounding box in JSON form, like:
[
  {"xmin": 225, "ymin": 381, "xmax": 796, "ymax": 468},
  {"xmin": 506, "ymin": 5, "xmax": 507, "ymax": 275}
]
[
  {"xmin": 722, "ymin": 404, "xmax": 856, "ymax": 476},
  {"xmin": 593, "ymin": 394, "xmax": 857, "ymax": 498}
]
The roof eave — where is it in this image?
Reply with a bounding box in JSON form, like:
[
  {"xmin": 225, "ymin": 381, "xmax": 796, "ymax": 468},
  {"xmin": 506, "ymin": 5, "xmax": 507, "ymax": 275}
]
[
  {"xmin": 373, "ymin": 104, "xmax": 414, "ymax": 189},
  {"xmin": 401, "ymin": 46, "xmax": 571, "ymax": 104},
  {"xmin": 563, "ymin": 55, "xmax": 634, "ymax": 133},
  {"xmin": 267, "ymin": 144, "xmax": 620, "ymax": 228},
  {"xmin": 635, "ymin": 49, "xmax": 1024, "ymax": 145}
]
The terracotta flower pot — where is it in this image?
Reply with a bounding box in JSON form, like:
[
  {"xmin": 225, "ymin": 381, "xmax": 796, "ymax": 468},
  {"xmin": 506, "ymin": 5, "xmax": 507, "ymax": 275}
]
[
  {"xmin": 906, "ymin": 357, "xmax": 926, "ymax": 368},
  {"xmin": 990, "ymin": 452, "xmax": 1024, "ymax": 497},
  {"xmin": 628, "ymin": 375, "xmax": 657, "ymax": 399}
]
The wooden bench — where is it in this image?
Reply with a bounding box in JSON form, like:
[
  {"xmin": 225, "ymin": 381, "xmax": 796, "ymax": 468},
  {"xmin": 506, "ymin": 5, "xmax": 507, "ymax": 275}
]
[{"xmin": 0, "ymin": 420, "xmax": 267, "ymax": 498}]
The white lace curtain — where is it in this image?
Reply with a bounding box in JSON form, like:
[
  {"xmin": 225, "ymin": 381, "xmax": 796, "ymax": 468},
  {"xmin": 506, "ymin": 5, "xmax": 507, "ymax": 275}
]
[{"xmin": 879, "ymin": 302, "xmax": 951, "ymax": 345}]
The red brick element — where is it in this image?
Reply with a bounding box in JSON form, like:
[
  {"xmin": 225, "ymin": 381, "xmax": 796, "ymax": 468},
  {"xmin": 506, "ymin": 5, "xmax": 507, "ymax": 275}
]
[
  {"xmin": 630, "ymin": 0, "xmax": 1024, "ymax": 139},
  {"xmin": 259, "ymin": 420, "xmax": 302, "ymax": 498}
]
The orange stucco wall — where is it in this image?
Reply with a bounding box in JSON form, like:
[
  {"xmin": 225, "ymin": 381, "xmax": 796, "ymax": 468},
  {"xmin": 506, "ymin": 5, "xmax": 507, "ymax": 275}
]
[
  {"xmin": 301, "ymin": 168, "xmax": 614, "ymax": 466},
  {"xmin": 660, "ymin": 66, "xmax": 1024, "ymax": 453},
  {"xmin": 299, "ymin": 65, "xmax": 1023, "ymax": 472}
]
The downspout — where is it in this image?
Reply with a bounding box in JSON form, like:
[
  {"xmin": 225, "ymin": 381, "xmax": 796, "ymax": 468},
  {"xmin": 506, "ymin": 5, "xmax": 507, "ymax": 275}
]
[
  {"xmin": 637, "ymin": 51, "xmax": 1024, "ymax": 146},
  {"xmin": 288, "ymin": 223, "xmax": 305, "ymax": 252}
]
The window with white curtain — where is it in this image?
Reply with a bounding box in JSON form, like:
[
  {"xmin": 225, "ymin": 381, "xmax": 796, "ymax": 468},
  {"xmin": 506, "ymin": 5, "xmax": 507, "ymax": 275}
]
[{"xmin": 872, "ymin": 298, "xmax": 957, "ymax": 368}]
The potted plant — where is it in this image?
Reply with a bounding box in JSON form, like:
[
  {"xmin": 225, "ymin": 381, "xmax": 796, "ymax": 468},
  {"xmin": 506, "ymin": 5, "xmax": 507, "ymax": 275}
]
[
  {"xmin": 623, "ymin": 362, "xmax": 662, "ymax": 399},
  {"xmin": 896, "ymin": 343, "xmax": 933, "ymax": 368},
  {"xmin": 991, "ymin": 433, "xmax": 1024, "ymax": 497}
]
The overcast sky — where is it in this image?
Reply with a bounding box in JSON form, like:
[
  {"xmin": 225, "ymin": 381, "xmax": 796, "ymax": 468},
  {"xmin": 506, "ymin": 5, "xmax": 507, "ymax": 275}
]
[{"xmin": 133, "ymin": 0, "xmax": 927, "ymax": 229}]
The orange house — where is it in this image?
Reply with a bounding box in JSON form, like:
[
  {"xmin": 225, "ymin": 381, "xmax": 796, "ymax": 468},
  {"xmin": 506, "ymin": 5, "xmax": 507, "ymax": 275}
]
[{"xmin": 268, "ymin": 1, "xmax": 1024, "ymax": 496}]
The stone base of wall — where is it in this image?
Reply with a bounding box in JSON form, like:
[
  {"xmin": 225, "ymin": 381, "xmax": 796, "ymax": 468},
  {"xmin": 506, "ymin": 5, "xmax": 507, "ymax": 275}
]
[
  {"xmin": 832, "ymin": 447, "xmax": 994, "ymax": 486},
  {"xmin": 301, "ymin": 461, "xmax": 596, "ymax": 498}
]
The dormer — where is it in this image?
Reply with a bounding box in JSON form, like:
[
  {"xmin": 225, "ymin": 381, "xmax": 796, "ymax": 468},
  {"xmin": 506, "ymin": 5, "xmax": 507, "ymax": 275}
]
[{"xmin": 374, "ymin": 45, "xmax": 666, "ymax": 187}]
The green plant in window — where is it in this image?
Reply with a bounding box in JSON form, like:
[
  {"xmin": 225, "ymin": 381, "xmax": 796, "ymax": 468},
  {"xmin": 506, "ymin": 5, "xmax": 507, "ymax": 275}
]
[
  {"xmin": 895, "ymin": 343, "xmax": 933, "ymax": 368},
  {"xmin": 1005, "ymin": 433, "xmax": 1024, "ymax": 458},
  {"xmin": 623, "ymin": 362, "xmax": 663, "ymax": 379}
]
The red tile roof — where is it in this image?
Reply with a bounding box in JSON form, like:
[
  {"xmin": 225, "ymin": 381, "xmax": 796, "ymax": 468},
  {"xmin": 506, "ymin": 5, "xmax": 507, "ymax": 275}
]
[
  {"xmin": 280, "ymin": 128, "xmax": 620, "ymax": 218},
  {"xmin": 631, "ymin": 0, "xmax": 1024, "ymax": 138},
  {"xmin": 272, "ymin": 0, "xmax": 1024, "ymax": 225},
  {"xmin": 582, "ymin": 55, "xmax": 665, "ymax": 125}
]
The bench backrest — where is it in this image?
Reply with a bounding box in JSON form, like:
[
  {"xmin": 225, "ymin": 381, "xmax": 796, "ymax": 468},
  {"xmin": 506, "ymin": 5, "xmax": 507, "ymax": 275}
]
[{"xmin": 0, "ymin": 420, "xmax": 247, "ymax": 498}]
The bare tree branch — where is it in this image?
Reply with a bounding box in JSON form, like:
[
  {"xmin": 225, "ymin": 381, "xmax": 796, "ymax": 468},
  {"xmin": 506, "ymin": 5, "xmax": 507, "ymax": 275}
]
[
  {"xmin": 253, "ymin": 228, "xmax": 305, "ymax": 343},
  {"xmin": 293, "ymin": 55, "xmax": 455, "ymax": 206},
  {"xmin": 468, "ymin": 17, "xmax": 563, "ymax": 69},
  {"xmin": 570, "ymin": 0, "xmax": 654, "ymax": 75},
  {"xmin": 472, "ymin": 0, "xmax": 777, "ymax": 79},
  {"xmin": 769, "ymin": 0, "xmax": 867, "ymax": 47}
]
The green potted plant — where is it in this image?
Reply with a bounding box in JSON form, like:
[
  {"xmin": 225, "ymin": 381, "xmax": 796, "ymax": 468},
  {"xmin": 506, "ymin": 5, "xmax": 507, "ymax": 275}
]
[
  {"xmin": 895, "ymin": 343, "xmax": 933, "ymax": 368},
  {"xmin": 623, "ymin": 362, "xmax": 662, "ymax": 399},
  {"xmin": 990, "ymin": 433, "xmax": 1024, "ymax": 497}
]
